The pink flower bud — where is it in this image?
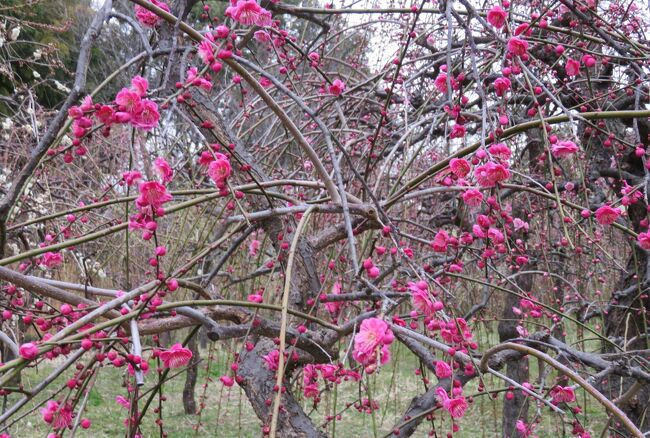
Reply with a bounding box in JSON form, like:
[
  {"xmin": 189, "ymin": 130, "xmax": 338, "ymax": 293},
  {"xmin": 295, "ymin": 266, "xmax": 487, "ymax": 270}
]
[{"xmin": 19, "ymin": 342, "xmax": 39, "ymax": 360}]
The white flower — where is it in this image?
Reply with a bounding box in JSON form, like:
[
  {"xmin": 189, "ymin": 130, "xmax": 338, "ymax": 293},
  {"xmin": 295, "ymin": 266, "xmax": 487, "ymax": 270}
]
[
  {"xmin": 54, "ymin": 80, "xmax": 70, "ymax": 93},
  {"xmin": 8, "ymin": 26, "xmax": 20, "ymax": 41},
  {"xmin": 1, "ymin": 118, "xmax": 13, "ymax": 131},
  {"xmin": 33, "ymin": 49, "xmax": 42, "ymax": 60},
  {"xmin": 32, "ymin": 70, "xmax": 40, "ymax": 79},
  {"xmin": 8, "ymin": 243, "xmax": 19, "ymax": 255}
]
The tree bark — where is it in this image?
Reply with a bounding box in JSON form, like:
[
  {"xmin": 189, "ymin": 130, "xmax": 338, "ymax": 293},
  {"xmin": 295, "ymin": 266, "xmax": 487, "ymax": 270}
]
[
  {"xmin": 238, "ymin": 339, "xmax": 327, "ymax": 438},
  {"xmin": 498, "ymin": 278, "xmax": 531, "ymax": 438},
  {"xmin": 497, "ymin": 128, "xmax": 543, "ymax": 437},
  {"xmin": 580, "ymin": 113, "xmax": 650, "ymax": 434},
  {"xmin": 182, "ymin": 332, "xmax": 199, "ymax": 415}
]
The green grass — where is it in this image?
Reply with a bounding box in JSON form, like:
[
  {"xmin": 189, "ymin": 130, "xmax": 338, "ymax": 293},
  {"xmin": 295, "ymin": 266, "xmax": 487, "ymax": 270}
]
[{"xmin": 2, "ymin": 331, "xmax": 613, "ymax": 438}]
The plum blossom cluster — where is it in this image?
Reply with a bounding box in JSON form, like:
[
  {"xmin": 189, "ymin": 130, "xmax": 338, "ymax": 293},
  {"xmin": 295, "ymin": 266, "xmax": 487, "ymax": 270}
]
[
  {"xmin": 437, "ymin": 151, "xmax": 534, "ymax": 271},
  {"xmin": 261, "ymin": 348, "xmax": 300, "ymax": 371},
  {"xmin": 134, "ymin": 179, "xmax": 173, "ymax": 221},
  {"xmin": 362, "ymin": 257, "xmax": 381, "ymax": 279},
  {"xmin": 321, "ymin": 281, "xmax": 343, "ymax": 319},
  {"xmin": 40, "ymin": 400, "xmax": 74, "ymax": 430},
  {"xmin": 21, "ymin": 220, "xmax": 89, "ymax": 272},
  {"xmin": 408, "ymin": 280, "xmax": 444, "ymax": 318},
  {"xmin": 32, "ymin": 342, "xmax": 190, "ymax": 433},
  {"xmin": 197, "ymin": 28, "xmax": 234, "ymax": 74},
  {"xmin": 128, "ymin": 180, "xmax": 172, "ymax": 239},
  {"xmin": 619, "ymin": 181, "xmax": 644, "ymax": 207},
  {"xmin": 183, "ymin": 66, "xmax": 213, "ymax": 91},
  {"xmin": 474, "ymin": 151, "xmax": 511, "ymax": 188},
  {"xmin": 64, "ymin": 76, "xmax": 160, "ymax": 163},
  {"xmin": 428, "ymin": 318, "xmax": 477, "ymax": 365},
  {"xmin": 22, "ymin": 334, "xmax": 192, "ymax": 434},
  {"xmin": 302, "ymin": 363, "xmax": 361, "ymax": 402},
  {"xmin": 125, "ymin": 157, "xmax": 174, "ymax": 241},
  {"xmin": 134, "ymin": 0, "xmax": 170, "ymax": 27},
  {"xmin": 511, "ymin": 296, "xmax": 548, "ymax": 336},
  {"xmin": 443, "ymin": 147, "xmax": 512, "ymax": 217},
  {"xmin": 3, "ymin": 0, "xmax": 647, "ymax": 436},
  {"xmin": 507, "ymin": 381, "xmax": 587, "ymax": 438},
  {"xmin": 197, "ymin": 143, "xmax": 234, "ymax": 192}
]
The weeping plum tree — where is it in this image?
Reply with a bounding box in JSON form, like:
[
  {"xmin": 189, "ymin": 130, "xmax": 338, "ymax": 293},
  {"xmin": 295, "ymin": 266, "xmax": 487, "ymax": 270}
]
[{"xmin": 0, "ymin": 0, "xmax": 650, "ymax": 436}]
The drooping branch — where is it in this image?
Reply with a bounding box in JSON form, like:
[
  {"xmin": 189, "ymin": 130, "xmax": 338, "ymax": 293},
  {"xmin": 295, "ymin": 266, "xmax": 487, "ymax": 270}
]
[{"xmin": 480, "ymin": 342, "xmax": 644, "ymax": 438}]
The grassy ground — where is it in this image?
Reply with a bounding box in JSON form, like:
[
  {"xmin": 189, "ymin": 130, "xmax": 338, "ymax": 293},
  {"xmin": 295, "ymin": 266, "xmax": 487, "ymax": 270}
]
[{"xmin": 3, "ymin": 327, "xmax": 611, "ymax": 437}]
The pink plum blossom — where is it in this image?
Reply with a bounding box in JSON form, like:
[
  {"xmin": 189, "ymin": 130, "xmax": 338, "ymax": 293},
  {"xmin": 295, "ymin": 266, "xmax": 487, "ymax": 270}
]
[
  {"xmin": 638, "ymin": 231, "xmax": 650, "ymax": 249},
  {"xmin": 226, "ymin": 0, "xmax": 272, "ymax": 27},
  {"xmin": 449, "ymin": 158, "xmax": 470, "ymax": 177},
  {"xmin": 594, "ymin": 205, "xmax": 620, "ymax": 225},
  {"xmin": 41, "ymin": 252, "xmax": 63, "ymax": 269},
  {"xmin": 494, "ymin": 77, "xmax": 511, "ymax": 96},
  {"xmin": 550, "ymin": 385, "xmax": 576, "ymax": 404},
  {"xmin": 136, "ymin": 181, "xmax": 173, "ymax": 212},
  {"xmin": 434, "ymin": 361, "xmax": 452, "ymax": 379},
  {"xmin": 551, "ymin": 140, "xmax": 579, "ymax": 158},
  {"xmin": 435, "ymin": 387, "xmax": 468, "ymax": 419},
  {"xmin": 488, "ymin": 143, "xmax": 511, "ymax": 160},
  {"xmin": 159, "ymin": 343, "xmax": 193, "ymax": 369},
  {"xmin": 329, "ymin": 79, "xmax": 346, "ymax": 96},
  {"xmin": 475, "ymin": 162, "xmax": 510, "ymax": 187},
  {"xmin": 207, "ymin": 153, "xmax": 232, "ymax": 188},
  {"xmin": 565, "ymin": 58, "xmax": 581, "ymax": 76},
  {"xmin": 40, "ymin": 400, "xmax": 73, "ymax": 429},
  {"xmin": 352, "ymin": 318, "xmax": 394, "ymax": 368},
  {"xmin": 153, "ymin": 157, "xmax": 174, "ymax": 183},
  {"xmin": 263, "ymin": 349, "xmax": 280, "ymax": 371},
  {"xmin": 431, "ymin": 229, "xmax": 449, "ymax": 252},
  {"xmin": 487, "ymin": 5, "xmax": 507, "ymax": 28},
  {"xmin": 507, "ymin": 37, "xmax": 529, "ymax": 56},
  {"xmin": 462, "ymin": 189, "xmax": 484, "ymax": 207}
]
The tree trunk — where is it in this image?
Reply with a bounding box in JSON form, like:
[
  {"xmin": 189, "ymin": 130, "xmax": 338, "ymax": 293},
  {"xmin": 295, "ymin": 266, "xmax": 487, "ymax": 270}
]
[
  {"xmin": 579, "ymin": 113, "xmax": 650, "ymax": 434},
  {"xmin": 237, "ymin": 339, "xmax": 326, "ymax": 437},
  {"xmin": 602, "ymin": 246, "xmax": 650, "ymax": 433},
  {"xmin": 182, "ymin": 332, "xmax": 199, "ymax": 415},
  {"xmin": 178, "ymin": 79, "xmax": 327, "ymax": 435},
  {"xmin": 602, "ymin": 196, "xmax": 650, "ymax": 433},
  {"xmin": 498, "ymin": 275, "xmax": 531, "ymax": 438},
  {"xmin": 497, "ymin": 128, "xmax": 543, "ymax": 437}
]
